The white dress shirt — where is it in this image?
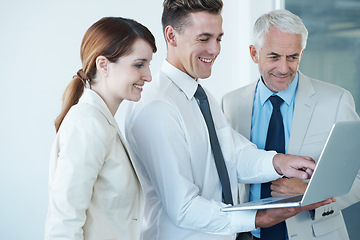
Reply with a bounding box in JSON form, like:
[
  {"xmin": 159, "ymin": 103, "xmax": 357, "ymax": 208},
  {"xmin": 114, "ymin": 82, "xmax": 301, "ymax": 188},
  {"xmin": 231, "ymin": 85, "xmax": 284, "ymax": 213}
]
[
  {"xmin": 125, "ymin": 60, "xmax": 280, "ymax": 240},
  {"xmin": 45, "ymin": 89, "xmax": 143, "ymax": 240}
]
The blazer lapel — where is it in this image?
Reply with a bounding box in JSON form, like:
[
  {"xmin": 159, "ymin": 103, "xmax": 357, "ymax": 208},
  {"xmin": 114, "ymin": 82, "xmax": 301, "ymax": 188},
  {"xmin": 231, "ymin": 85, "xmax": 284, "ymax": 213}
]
[
  {"xmin": 118, "ymin": 129, "xmax": 130, "ymax": 156},
  {"xmin": 116, "ymin": 125, "xmax": 141, "ymax": 177},
  {"xmin": 288, "ymin": 72, "xmax": 317, "ymax": 155},
  {"xmin": 115, "ymin": 125, "xmax": 132, "ymax": 162},
  {"xmin": 81, "ymin": 89, "xmax": 139, "ymax": 177}
]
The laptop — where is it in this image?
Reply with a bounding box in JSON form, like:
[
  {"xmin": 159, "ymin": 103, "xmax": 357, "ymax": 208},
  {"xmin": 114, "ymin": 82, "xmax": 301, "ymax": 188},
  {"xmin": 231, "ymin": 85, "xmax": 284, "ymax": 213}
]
[{"xmin": 221, "ymin": 120, "xmax": 360, "ymax": 212}]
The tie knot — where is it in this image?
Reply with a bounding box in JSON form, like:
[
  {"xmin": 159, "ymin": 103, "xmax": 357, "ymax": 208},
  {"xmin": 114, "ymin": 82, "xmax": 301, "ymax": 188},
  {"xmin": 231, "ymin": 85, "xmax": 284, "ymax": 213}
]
[
  {"xmin": 194, "ymin": 84, "xmax": 207, "ymax": 101},
  {"xmin": 268, "ymin": 95, "xmax": 284, "ymax": 110}
]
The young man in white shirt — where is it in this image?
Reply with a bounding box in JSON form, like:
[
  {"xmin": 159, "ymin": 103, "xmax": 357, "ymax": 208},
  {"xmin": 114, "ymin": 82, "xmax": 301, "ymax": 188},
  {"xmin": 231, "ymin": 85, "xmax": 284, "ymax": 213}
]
[{"xmin": 125, "ymin": 1, "xmax": 334, "ymax": 239}]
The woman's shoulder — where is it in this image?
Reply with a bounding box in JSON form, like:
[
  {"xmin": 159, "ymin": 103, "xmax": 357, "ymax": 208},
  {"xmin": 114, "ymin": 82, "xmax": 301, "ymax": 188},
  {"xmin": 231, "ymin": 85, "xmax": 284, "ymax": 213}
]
[{"xmin": 59, "ymin": 102, "xmax": 116, "ymax": 140}]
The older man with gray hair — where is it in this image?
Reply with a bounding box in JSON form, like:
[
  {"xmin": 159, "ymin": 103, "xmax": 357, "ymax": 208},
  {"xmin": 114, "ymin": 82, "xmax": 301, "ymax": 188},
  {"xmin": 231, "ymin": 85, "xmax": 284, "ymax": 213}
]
[{"xmin": 222, "ymin": 9, "xmax": 360, "ymax": 240}]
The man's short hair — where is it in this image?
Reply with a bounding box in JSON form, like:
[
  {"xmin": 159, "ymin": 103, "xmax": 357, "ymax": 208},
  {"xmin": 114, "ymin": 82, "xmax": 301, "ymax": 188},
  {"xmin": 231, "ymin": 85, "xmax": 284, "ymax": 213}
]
[
  {"xmin": 161, "ymin": 0, "xmax": 223, "ymax": 34},
  {"xmin": 253, "ymin": 9, "xmax": 308, "ymax": 50}
]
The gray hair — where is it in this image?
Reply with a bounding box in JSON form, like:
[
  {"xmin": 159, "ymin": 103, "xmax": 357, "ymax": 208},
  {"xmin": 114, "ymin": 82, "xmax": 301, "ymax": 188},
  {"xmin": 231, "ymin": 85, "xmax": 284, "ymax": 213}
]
[{"xmin": 252, "ymin": 9, "xmax": 308, "ymax": 51}]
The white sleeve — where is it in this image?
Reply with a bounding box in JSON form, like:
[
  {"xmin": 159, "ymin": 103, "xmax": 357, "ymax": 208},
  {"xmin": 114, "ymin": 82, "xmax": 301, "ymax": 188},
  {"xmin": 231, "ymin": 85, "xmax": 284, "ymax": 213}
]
[
  {"xmin": 45, "ymin": 118, "xmax": 108, "ymax": 239},
  {"xmin": 126, "ymin": 100, "xmax": 259, "ymax": 234},
  {"xmin": 227, "ymin": 123, "xmax": 279, "ymax": 184}
]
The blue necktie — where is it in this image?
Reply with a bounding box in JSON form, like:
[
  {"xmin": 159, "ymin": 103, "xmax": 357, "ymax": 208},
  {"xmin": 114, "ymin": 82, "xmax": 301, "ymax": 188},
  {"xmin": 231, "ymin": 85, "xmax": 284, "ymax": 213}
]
[
  {"xmin": 261, "ymin": 95, "xmax": 286, "ymax": 240},
  {"xmin": 194, "ymin": 84, "xmax": 233, "ymax": 205}
]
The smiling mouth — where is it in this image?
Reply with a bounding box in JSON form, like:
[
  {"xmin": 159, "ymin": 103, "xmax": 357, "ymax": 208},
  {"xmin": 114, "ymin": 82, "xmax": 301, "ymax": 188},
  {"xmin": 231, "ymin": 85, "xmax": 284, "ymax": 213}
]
[
  {"xmin": 134, "ymin": 84, "xmax": 143, "ymax": 90},
  {"xmin": 273, "ymin": 75, "xmax": 289, "ymax": 79},
  {"xmin": 270, "ymin": 71, "xmax": 293, "ymax": 79},
  {"xmin": 199, "ymin": 57, "xmax": 213, "ymax": 63}
]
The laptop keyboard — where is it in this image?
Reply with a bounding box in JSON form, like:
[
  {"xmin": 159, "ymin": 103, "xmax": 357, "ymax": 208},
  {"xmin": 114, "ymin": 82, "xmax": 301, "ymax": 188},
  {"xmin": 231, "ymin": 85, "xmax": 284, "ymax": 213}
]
[{"xmin": 264, "ymin": 194, "xmax": 303, "ymax": 205}]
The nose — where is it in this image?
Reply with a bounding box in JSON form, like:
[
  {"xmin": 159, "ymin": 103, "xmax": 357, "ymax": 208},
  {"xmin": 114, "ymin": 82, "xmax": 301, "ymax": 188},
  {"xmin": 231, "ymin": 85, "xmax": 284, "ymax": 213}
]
[
  {"xmin": 278, "ymin": 57, "xmax": 290, "ymax": 73},
  {"xmin": 142, "ymin": 67, "xmax": 152, "ymax": 82},
  {"xmin": 209, "ymin": 39, "xmax": 221, "ymax": 56}
]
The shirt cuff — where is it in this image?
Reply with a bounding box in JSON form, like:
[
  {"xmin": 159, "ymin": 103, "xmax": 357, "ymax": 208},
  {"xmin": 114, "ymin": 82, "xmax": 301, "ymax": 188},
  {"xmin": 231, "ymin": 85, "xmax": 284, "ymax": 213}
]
[
  {"xmin": 230, "ymin": 209, "xmax": 257, "ymax": 233},
  {"xmin": 267, "ymin": 151, "xmax": 282, "ymax": 180}
]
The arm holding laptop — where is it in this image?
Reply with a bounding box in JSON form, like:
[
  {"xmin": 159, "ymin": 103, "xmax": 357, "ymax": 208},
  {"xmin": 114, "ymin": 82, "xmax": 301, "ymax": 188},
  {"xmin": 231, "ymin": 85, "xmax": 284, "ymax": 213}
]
[
  {"xmin": 271, "ymin": 178, "xmax": 308, "ymax": 197},
  {"xmin": 271, "ymin": 169, "xmax": 360, "ymax": 209},
  {"xmin": 255, "ymin": 197, "xmax": 335, "ymax": 228}
]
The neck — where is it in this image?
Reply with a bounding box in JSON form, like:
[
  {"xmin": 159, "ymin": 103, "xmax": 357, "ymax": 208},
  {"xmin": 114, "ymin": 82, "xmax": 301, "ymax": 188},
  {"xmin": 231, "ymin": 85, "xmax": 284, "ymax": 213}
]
[{"xmin": 91, "ymin": 86, "xmax": 121, "ymax": 117}]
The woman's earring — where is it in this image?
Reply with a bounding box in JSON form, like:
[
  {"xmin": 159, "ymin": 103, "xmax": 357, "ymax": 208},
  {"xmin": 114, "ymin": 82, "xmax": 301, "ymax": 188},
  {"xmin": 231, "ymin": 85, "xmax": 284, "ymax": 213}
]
[{"xmin": 104, "ymin": 66, "xmax": 108, "ymax": 77}]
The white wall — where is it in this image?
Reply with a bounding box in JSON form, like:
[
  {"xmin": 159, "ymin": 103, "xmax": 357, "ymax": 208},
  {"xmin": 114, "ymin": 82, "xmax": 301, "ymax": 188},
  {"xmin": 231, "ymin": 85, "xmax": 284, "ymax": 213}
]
[{"xmin": 0, "ymin": 1, "xmax": 275, "ymax": 239}]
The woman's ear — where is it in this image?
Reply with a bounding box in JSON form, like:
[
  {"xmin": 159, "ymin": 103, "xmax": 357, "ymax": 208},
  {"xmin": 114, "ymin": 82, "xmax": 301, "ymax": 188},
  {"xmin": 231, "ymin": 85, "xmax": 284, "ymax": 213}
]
[
  {"xmin": 95, "ymin": 56, "xmax": 109, "ymax": 77},
  {"xmin": 165, "ymin": 25, "xmax": 177, "ymax": 46}
]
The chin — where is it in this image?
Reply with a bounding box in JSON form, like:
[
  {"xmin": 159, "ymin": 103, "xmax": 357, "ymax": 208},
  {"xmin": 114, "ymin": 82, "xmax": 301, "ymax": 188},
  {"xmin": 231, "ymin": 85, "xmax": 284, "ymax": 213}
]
[
  {"xmin": 277, "ymin": 85, "xmax": 291, "ymax": 92},
  {"xmin": 267, "ymin": 82, "xmax": 289, "ymax": 93},
  {"xmin": 198, "ymin": 72, "xmax": 212, "ymax": 79},
  {"xmin": 125, "ymin": 95, "xmax": 140, "ymax": 103},
  {"xmin": 133, "ymin": 95, "xmax": 142, "ymax": 102}
]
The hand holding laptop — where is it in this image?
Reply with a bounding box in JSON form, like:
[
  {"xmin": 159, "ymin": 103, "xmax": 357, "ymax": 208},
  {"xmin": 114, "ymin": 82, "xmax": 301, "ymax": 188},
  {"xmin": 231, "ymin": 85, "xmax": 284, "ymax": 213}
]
[
  {"xmin": 272, "ymin": 154, "xmax": 315, "ymax": 180},
  {"xmin": 271, "ymin": 178, "xmax": 307, "ymax": 197},
  {"xmin": 254, "ymin": 197, "xmax": 336, "ymax": 228},
  {"xmin": 222, "ymin": 121, "xmax": 360, "ymax": 212}
]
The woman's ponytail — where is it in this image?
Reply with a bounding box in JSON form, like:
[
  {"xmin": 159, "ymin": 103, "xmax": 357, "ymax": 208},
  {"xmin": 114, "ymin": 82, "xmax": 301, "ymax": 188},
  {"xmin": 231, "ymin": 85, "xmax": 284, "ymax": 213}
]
[{"xmin": 54, "ymin": 70, "xmax": 90, "ymax": 132}]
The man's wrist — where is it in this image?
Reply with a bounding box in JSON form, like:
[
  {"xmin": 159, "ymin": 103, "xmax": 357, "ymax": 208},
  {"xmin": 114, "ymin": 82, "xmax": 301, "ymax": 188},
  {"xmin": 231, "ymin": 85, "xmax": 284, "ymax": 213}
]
[{"xmin": 272, "ymin": 154, "xmax": 284, "ymax": 176}]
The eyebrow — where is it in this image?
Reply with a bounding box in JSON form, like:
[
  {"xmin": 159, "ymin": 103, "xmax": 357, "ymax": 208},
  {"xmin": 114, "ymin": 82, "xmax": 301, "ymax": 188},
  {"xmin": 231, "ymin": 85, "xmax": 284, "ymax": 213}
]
[
  {"xmin": 134, "ymin": 58, "xmax": 149, "ymax": 62},
  {"xmin": 288, "ymin": 53, "xmax": 300, "ymax": 58},
  {"xmin": 268, "ymin": 52, "xmax": 300, "ymax": 57},
  {"xmin": 197, "ymin": 32, "xmax": 224, "ymax": 38}
]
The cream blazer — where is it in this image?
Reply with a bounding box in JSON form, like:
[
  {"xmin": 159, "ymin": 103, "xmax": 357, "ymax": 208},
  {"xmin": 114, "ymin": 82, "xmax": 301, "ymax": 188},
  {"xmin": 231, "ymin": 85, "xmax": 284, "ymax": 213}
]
[
  {"xmin": 222, "ymin": 72, "xmax": 360, "ymax": 240},
  {"xmin": 45, "ymin": 89, "xmax": 143, "ymax": 240}
]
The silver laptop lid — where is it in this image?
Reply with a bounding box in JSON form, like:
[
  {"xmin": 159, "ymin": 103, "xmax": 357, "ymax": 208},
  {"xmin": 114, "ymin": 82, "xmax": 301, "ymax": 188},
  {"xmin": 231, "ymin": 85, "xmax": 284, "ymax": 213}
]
[{"xmin": 301, "ymin": 120, "xmax": 360, "ymax": 205}]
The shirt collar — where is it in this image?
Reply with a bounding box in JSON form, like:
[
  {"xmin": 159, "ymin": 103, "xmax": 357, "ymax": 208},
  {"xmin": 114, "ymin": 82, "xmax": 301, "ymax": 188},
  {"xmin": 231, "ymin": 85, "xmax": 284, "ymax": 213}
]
[
  {"xmin": 161, "ymin": 60, "xmax": 199, "ymax": 100},
  {"xmin": 258, "ymin": 72, "xmax": 299, "ymax": 106}
]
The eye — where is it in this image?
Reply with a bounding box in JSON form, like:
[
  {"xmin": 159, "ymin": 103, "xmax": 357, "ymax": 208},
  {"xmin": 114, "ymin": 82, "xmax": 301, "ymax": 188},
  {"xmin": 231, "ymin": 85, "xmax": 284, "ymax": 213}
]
[
  {"xmin": 134, "ymin": 63, "xmax": 144, "ymax": 69},
  {"xmin": 216, "ymin": 38, "xmax": 222, "ymax": 42},
  {"xmin": 269, "ymin": 56, "xmax": 279, "ymax": 60},
  {"xmin": 288, "ymin": 56, "xmax": 298, "ymax": 61},
  {"xmin": 199, "ymin": 38, "xmax": 209, "ymax": 42}
]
